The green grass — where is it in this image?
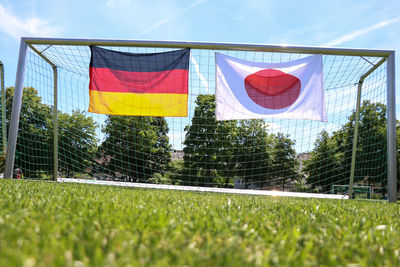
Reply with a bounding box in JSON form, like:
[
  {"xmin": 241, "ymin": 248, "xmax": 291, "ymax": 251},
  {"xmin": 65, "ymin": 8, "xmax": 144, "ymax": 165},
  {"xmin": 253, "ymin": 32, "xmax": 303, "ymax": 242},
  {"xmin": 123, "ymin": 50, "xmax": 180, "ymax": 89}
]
[{"xmin": 0, "ymin": 180, "xmax": 399, "ymax": 266}]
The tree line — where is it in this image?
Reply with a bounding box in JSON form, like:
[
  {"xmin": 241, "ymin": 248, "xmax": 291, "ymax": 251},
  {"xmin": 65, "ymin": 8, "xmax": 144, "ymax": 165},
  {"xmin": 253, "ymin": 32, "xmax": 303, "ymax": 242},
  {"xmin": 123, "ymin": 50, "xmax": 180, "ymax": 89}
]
[
  {"xmin": 1, "ymin": 87, "xmax": 397, "ymax": 193},
  {"xmin": 305, "ymin": 100, "xmax": 391, "ymax": 193},
  {"xmin": 182, "ymin": 95, "xmax": 297, "ymax": 189}
]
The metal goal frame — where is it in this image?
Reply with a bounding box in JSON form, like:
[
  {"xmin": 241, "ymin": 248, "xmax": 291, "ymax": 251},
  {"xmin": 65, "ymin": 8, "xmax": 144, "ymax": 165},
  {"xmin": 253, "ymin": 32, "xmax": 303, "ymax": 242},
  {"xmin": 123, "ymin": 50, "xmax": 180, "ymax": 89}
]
[{"xmin": 4, "ymin": 37, "xmax": 397, "ymax": 202}]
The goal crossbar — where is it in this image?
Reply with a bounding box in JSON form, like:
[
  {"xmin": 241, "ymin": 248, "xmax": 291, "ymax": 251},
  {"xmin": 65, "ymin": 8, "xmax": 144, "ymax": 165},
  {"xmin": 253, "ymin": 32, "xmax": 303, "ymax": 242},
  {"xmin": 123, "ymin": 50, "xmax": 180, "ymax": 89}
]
[{"xmin": 20, "ymin": 37, "xmax": 395, "ymax": 56}]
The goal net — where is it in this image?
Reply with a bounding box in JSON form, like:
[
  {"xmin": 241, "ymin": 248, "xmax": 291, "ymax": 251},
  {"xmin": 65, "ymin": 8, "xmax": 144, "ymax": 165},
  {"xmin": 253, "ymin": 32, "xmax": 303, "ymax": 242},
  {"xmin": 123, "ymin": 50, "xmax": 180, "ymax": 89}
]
[
  {"xmin": 0, "ymin": 60, "xmax": 5, "ymax": 173},
  {"xmin": 3, "ymin": 38, "xmax": 396, "ymax": 200},
  {"xmin": 331, "ymin": 185, "xmax": 372, "ymax": 199}
]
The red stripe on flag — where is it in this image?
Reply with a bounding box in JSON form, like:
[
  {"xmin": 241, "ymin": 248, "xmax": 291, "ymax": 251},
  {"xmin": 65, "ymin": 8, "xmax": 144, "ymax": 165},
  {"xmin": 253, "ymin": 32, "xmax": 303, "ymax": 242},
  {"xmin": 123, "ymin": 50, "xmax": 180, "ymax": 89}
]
[{"xmin": 89, "ymin": 67, "xmax": 188, "ymax": 94}]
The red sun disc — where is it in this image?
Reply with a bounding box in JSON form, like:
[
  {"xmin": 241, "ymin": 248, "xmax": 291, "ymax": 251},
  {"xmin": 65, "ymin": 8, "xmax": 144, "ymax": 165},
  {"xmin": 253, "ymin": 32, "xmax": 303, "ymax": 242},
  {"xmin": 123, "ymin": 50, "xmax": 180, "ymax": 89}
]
[{"xmin": 244, "ymin": 69, "xmax": 301, "ymax": 109}]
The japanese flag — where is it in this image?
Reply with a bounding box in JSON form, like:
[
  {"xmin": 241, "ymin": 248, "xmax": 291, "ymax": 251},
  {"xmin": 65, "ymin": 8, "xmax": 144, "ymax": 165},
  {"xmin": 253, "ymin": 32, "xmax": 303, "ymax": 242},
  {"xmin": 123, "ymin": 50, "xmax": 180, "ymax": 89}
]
[{"xmin": 215, "ymin": 53, "xmax": 327, "ymax": 121}]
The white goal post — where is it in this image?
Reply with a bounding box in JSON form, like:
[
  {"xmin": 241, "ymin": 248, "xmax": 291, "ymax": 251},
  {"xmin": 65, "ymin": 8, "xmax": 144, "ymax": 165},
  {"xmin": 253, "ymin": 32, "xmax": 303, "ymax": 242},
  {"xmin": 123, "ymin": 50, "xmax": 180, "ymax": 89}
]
[{"xmin": 3, "ymin": 37, "xmax": 397, "ymax": 202}]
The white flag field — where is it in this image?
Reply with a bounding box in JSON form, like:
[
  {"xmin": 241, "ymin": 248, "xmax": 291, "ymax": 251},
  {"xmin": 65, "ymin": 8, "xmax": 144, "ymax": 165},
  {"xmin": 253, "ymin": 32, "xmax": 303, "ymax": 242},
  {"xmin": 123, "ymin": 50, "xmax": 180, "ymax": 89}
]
[{"xmin": 215, "ymin": 53, "xmax": 327, "ymax": 121}]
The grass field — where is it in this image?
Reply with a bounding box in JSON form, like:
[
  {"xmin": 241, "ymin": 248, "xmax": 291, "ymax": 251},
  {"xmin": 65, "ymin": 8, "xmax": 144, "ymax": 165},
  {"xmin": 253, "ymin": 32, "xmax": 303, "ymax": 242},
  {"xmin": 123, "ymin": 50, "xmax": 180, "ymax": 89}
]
[{"xmin": 0, "ymin": 180, "xmax": 399, "ymax": 266}]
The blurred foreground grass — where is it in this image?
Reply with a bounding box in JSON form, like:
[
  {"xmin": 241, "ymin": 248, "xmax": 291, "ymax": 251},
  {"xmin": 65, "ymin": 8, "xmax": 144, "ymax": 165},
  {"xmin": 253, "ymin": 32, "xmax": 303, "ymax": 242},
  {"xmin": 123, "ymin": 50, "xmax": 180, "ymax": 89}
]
[{"xmin": 0, "ymin": 180, "xmax": 399, "ymax": 266}]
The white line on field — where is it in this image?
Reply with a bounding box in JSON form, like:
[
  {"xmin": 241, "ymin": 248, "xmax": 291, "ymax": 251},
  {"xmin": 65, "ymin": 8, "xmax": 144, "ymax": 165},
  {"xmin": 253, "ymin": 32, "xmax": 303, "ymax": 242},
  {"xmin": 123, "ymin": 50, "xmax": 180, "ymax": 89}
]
[{"xmin": 58, "ymin": 178, "xmax": 349, "ymax": 200}]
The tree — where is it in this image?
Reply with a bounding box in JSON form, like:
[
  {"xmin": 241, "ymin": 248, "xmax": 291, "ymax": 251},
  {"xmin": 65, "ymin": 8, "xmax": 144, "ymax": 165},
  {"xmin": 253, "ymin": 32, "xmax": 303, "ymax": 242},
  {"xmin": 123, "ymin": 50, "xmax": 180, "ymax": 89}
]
[
  {"xmin": 99, "ymin": 115, "xmax": 171, "ymax": 181},
  {"xmin": 338, "ymin": 101, "xmax": 387, "ymax": 190},
  {"xmin": 303, "ymin": 130, "xmax": 343, "ymax": 193},
  {"xmin": 304, "ymin": 101, "xmax": 389, "ymax": 194},
  {"xmin": 397, "ymin": 122, "xmax": 400, "ymax": 192},
  {"xmin": 183, "ymin": 95, "xmax": 301, "ymax": 189},
  {"xmin": 164, "ymin": 159, "xmax": 184, "ymax": 184},
  {"xmin": 150, "ymin": 117, "xmax": 171, "ymax": 175},
  {"xmin": 5, "ymin": 87, "xmax": 52, "ymax": 177},
  {"xmin": 183, "ymin": 95, "xmax": 238, "ymax": 187},
  {"xmin": 234, "ymin": 119, "xmax": 274, "ymax": 189},
  {"xmin": 57, "ymin": 110, "xmax": 98, "ymax": 176},
  {"xmin": 4, "ymin": 87, "xmax": 100, "ymax": 178},
  {"xmin": 270, "ymin": 133, "xmax": 299, "ymax": 190}
]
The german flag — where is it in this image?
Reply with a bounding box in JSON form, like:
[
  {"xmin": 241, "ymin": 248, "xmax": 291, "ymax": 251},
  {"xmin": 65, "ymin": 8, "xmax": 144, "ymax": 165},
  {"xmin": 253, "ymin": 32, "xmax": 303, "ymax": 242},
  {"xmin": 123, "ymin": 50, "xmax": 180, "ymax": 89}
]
[{"xmin": 89, "ymin": 46, "xmax": 190, "ymax": 116}]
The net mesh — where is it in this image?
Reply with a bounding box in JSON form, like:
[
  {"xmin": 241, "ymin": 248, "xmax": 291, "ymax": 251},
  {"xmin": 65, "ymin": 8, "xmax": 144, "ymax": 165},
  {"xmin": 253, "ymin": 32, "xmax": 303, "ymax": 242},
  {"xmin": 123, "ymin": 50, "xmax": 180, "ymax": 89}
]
[
  {"xmin": 5, "ymin": 43, "xmax": 389, "ymax": 196},
  {"xmin": 0, "ymin": 62, "xmax": 5, "ymax": 173}
]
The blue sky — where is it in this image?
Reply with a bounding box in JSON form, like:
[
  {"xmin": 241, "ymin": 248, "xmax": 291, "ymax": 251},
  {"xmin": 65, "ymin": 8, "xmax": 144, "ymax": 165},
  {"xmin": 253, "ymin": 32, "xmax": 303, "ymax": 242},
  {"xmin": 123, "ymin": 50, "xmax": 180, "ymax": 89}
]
[{"xmin": 0, "ymin": 0, "xmax": 399, "ymax": 116}]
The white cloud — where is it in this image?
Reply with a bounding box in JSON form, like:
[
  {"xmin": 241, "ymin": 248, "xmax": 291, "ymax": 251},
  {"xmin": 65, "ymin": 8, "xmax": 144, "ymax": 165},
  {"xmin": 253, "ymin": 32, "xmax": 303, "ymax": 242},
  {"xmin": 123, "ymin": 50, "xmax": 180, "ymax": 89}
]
[
  {"xmin": 139, "ymin": 0, "xmax": 206, "ymax": 35},
  {"xmin": 0, "ymin": 4, "xmax": 62, "ymax": 40},
  {"xmin": 323, "ymin": 18, "xmax": 399, "ymax": 47}
]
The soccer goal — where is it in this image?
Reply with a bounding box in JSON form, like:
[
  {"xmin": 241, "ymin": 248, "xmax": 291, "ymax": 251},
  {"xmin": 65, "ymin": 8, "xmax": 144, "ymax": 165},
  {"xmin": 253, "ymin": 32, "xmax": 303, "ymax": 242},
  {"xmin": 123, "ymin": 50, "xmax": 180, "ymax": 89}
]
[
  {"xmin": 0, "ymin": 60, "xmax": 7, "ymax": 172},
  {"xmin": 3, "ymin": 38, "xmax": 397, "ymax": 202},
  {"xmin": 331, "ymin": 185, "xmax": 372, "ymax": 199}
]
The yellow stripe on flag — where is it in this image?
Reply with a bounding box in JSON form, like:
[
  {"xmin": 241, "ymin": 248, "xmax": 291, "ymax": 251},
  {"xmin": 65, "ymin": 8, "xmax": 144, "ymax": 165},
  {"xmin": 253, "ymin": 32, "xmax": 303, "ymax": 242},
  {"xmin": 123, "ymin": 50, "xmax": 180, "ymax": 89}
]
[{"xmin": 89, "ymin": 90, "xmax": 188, "ymax": 117}]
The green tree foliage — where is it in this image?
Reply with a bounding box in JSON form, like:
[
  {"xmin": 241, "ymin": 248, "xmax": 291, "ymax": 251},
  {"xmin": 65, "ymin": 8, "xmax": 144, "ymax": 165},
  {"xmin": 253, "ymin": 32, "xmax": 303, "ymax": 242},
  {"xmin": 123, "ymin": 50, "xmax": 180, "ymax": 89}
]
[
  {"xmin": 57, "ymin": 110, "xmax": 98, "ymax": 176},
  {"xmin": 183, "ymin": 95, "xmax": 300, "ymax": 189},
  {"xmin": 340, "ymin": 100, "xmax": 387, "ymax": 186},
  {"xmin": 99, "ymin": 115, "xmax": 171, "ymax": 181},
  {"xmin": 183, "ymin": 95, "xmax": 238, "ymax": 187},
  {"xmin": 164, "ymin": 159, "xmax": 184, "ymax": 184},
  {"xmin": 234, "ymin": 119, "xmax": 274, "ymax": 189},
  {"xmin": 271, "ymin": 133, "xmax": 299, "ymax": 190},
  {"xmin": 150, "ymin": 117, "xmax": 172, "ymax": 175},
  {"xmin": 397, "ymin": 122, "xmax": 400, "ymax": 191},
  {"xmin": 304, "ymin": 101, "xmax": 388, "ymax": 193},
  {"xmin": 303, "ymin": 130, "xmax": 343, "ymax": 193},
  {"xmin": 5, "ymin": 87, "xmax": 52, "ymax": 177},
  {"xmin": 4, "ymin": 87, "xmax": 98, "ymax": 178}
]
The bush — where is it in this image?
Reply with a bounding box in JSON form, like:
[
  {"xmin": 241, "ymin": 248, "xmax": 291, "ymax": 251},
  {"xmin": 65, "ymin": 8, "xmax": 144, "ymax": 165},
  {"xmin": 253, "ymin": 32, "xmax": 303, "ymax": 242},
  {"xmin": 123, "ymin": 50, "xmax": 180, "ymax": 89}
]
[{"xmin": 147, "ymin": 173, "xmax": 172, "ymax": 185}]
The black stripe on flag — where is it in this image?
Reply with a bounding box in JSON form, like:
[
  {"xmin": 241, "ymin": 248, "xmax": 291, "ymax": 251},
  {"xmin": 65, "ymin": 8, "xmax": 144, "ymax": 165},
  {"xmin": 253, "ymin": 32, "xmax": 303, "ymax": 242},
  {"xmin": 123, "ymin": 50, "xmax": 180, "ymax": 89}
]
[{"xmin": 90, "ymin": 46, "xmax": 190, "ymax": 72}]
